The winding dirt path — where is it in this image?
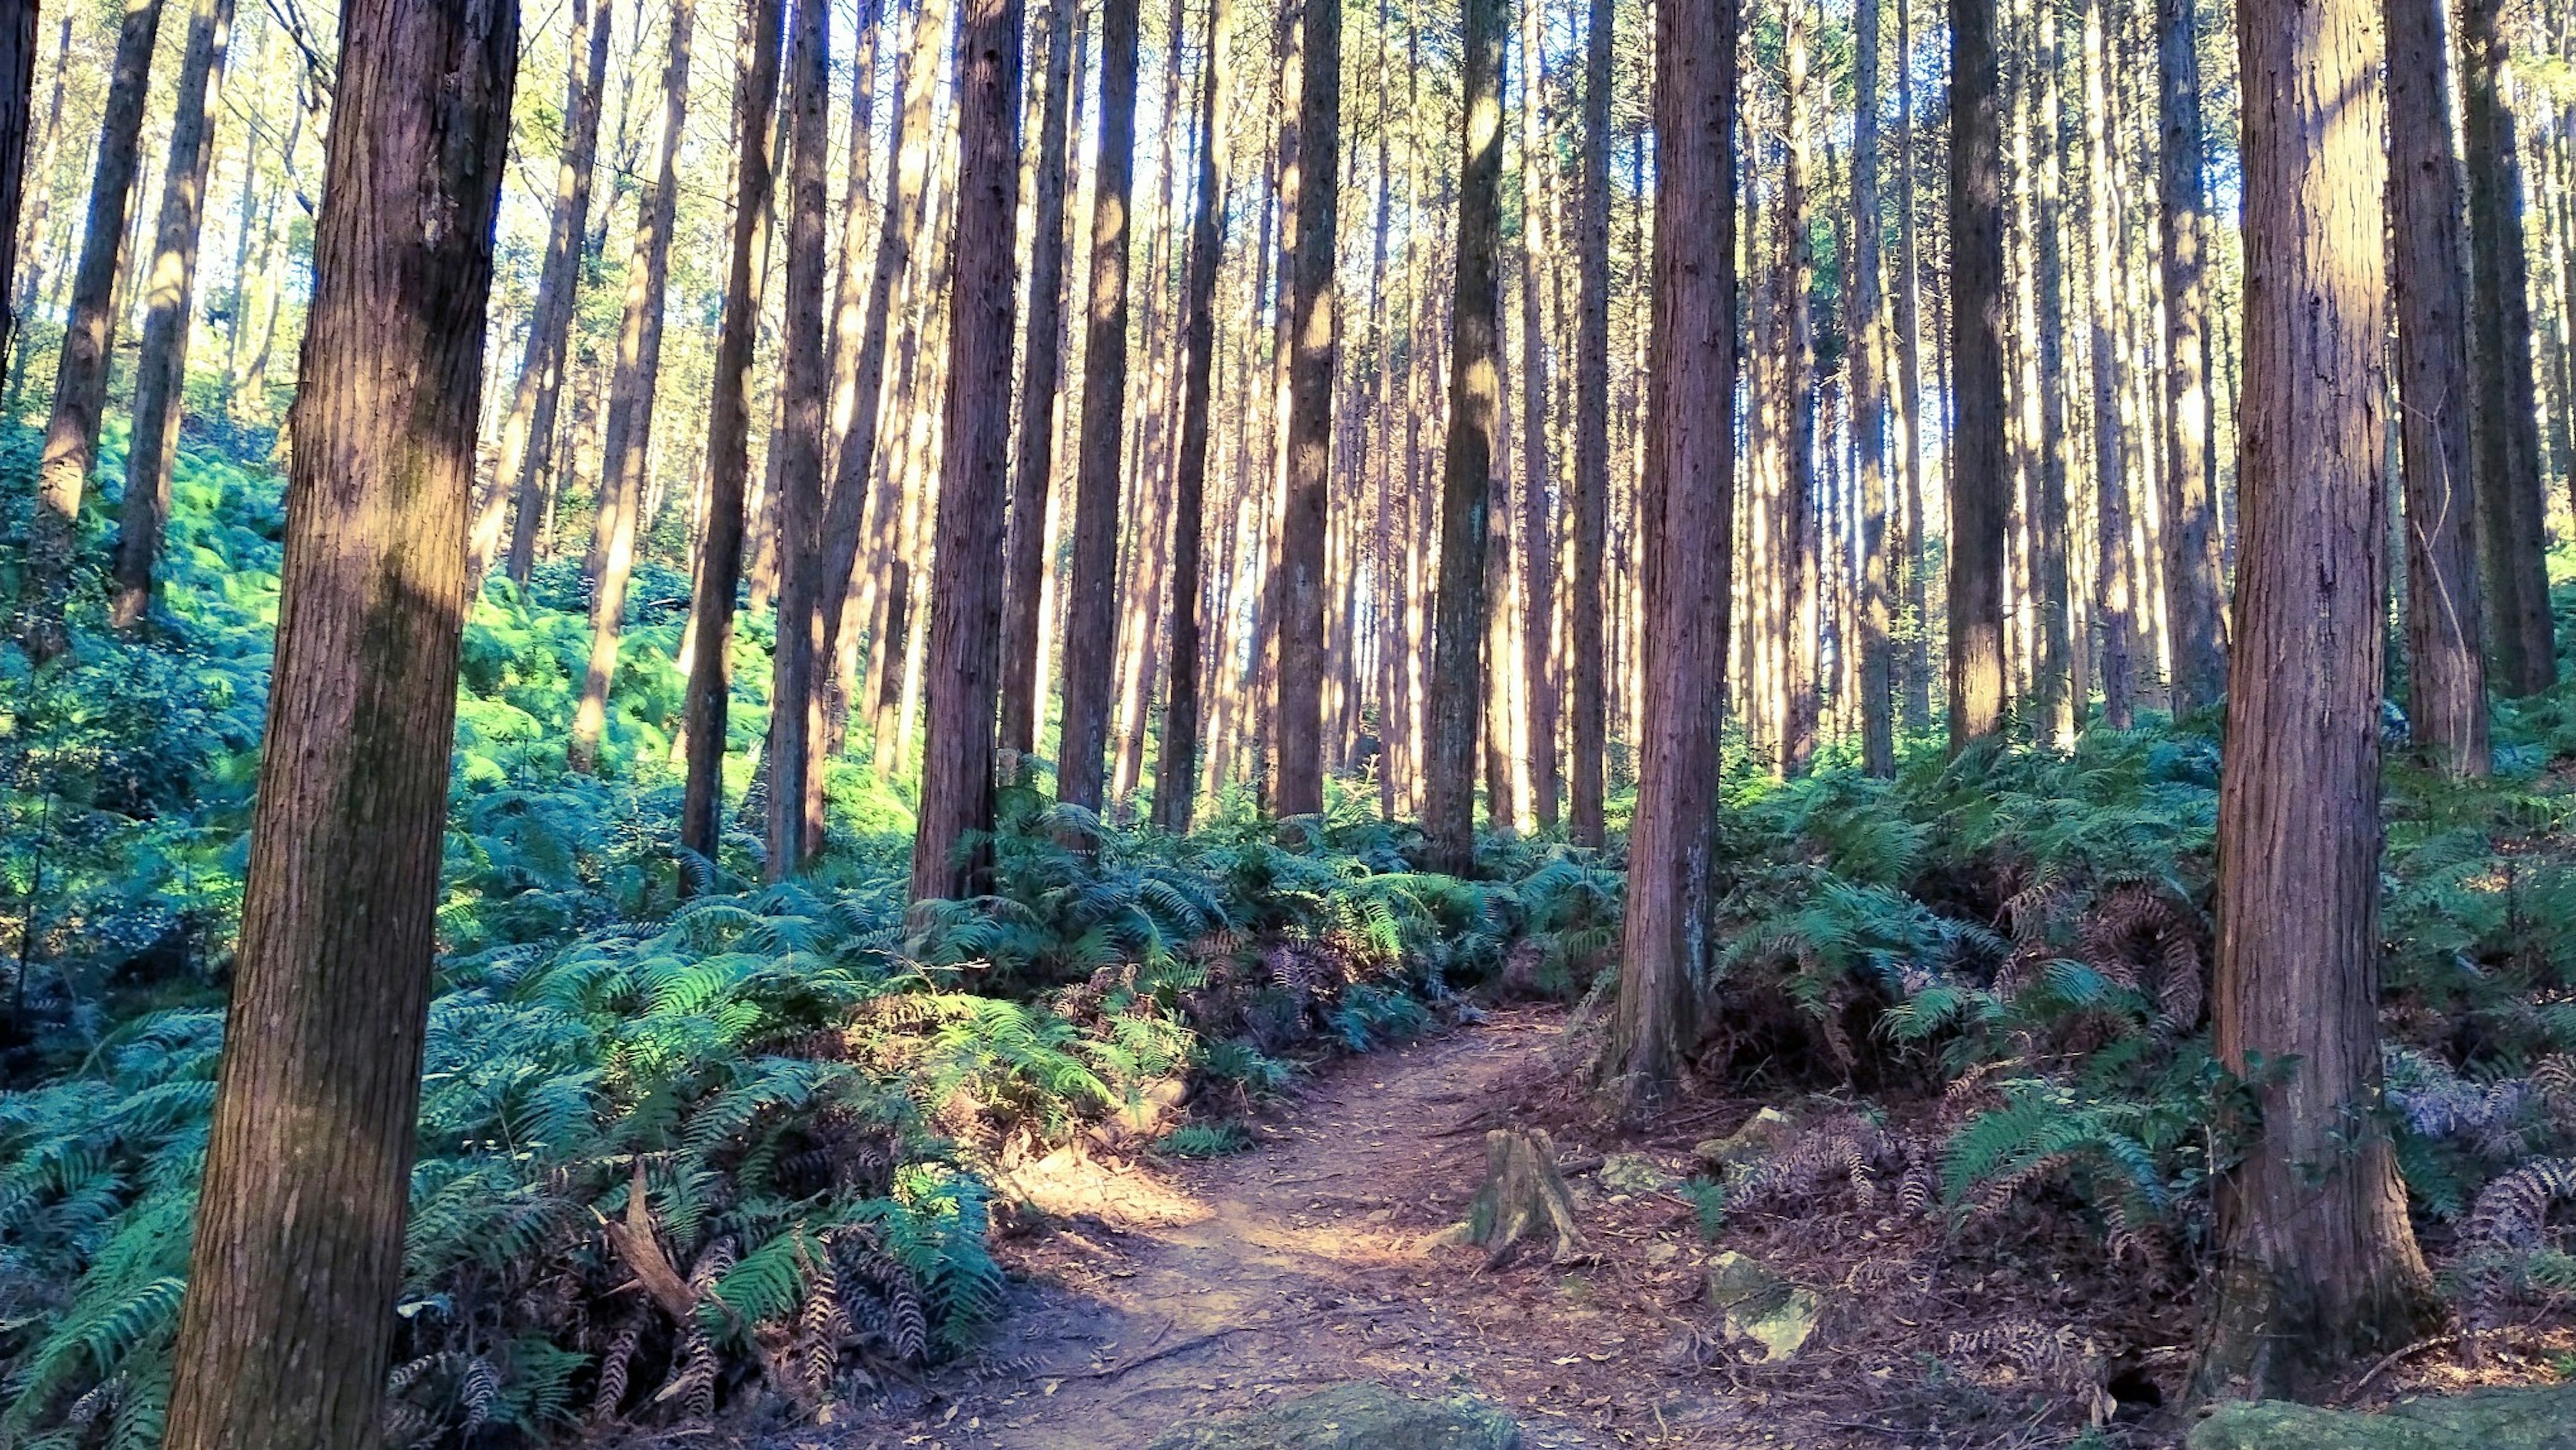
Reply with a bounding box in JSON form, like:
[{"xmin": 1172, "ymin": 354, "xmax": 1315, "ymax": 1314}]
[{"xmin": 820, "ymin": 1011, "xmax": 1773, "ymax": 1450}]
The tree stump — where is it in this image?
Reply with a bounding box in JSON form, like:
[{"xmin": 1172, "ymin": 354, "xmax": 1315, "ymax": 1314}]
[{"xmin": 1467, "ymin": 1128, "xmax": 1589, "ymax": 1265}]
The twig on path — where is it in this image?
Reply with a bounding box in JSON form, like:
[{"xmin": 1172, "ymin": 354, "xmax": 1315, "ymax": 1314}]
[
  {"xmin": 1071, "ymin": 1314, "xmax": 1318, "ymax": 1382},
  {"xmin": 2342, "ymin": 1331, "xmax": 2461, "ymax": 1402}
]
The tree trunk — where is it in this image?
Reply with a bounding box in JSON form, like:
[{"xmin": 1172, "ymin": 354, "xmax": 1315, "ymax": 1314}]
[
  {"xmin": 1602, "ymin": 0, "xmax": 1734, "ymax": 1101},
  {"xmin": 1781, "ymin": 0, "xmax": 1819, "ymax": 774},
  {"xmin": 1894, "ymin": 0, "xmax": 1929, "ymax": 734},
  {"xmin": 1851, "ymin": 0, "xmax": 1892, "ymax": 776},
  {"xmin": 2194, "ymin": 0, "xmax": 2436, "ymax": 1394},
  {"xmin": 110, "ymin": 0, "xmax": 238, "ymax": 630},
  {"xmin": 2461, "ymin": 0, "xmax": 2555, "ymax": 698},
  {"xmin": 910, "ymin": 0, "xmax": 1024, "ymax": 900},
  {"xmin": 571, "ymin": 0, "xmax": 694, "ymax": 776},
  {"xmin": 0, "ymin": 0, "xmax": 38, "ymax": 375},
  {"xmin": 1566, "ymin": 0, "xmax": 1612, "ymax": 843},
  {"xmin": 1058, "ymin": 0, "xmax": 1141, "ymax": 812},
  {"xmin": 1154, "ymin": 0, "xmax": 1232, "ymax": 833},
  {"xmin": 762, "ymin": 0, "xmax": 833, "ymax": 876},
  {"xmin": 2158, "ymin": 0, "xmax": 2223, "ymax": 718},
  {"xmin": 2082, "ymin": 0, "xmax": 2137, "ymax": 729},
  {"xmin": 2385, "ymin": 0, "xmax": 2489, "ymax": 777},
  {"xmin": 1426, "ymin": 0, "xmax": 1503, "ymax": 873},
  {"xmin": 1515, "ymin": 0, "xmax": 1559, "ymax": 829},
  {"xmin": 679, "ymin": 0, "xmax": 787, "ymax": 874},
  {"xmin": 1268, "ymin": 0, "xmax": 1340, "ymax": 823},
  {"xmin": 159, "ymin": 0, "xmax": 517, "ymax": 1439},
  {"xmin": 999, "ymin": 0, "xmax": 1081, "ymax": 762},
  {"xmin": 21, "ymin": 0, "xmax": 164, "ymax": 664},
  {"xmin": 1946, "ymin": 0, "xmax": 2008, "ymax": 754}
]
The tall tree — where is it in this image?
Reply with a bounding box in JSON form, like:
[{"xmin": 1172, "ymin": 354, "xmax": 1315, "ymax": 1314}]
[
  {"xmin": 910, "ymin": 0, "xmax": 1026, "ymax": 900},
  {"xmin": 112, "ymin": 0, "xmax": 239, "ymax": 630},
  {"xmin": 1894, "ymin": 0, "xmax": 1929, "ymax": 731},
  {"xmin": 1515, "ymin": 0, "xmax": 1558, "ymax": 828},
  {"xmin": 482, "ymin": 0, "xmax": 611, "ymax": 588},
  {"xmin": 0, "ymin": 0, "xmax": 38, "ymax": 374},
  {"xmin": 999, "ymin": 0, "xmax": 1082, "ymax": 760},
  {"xmin": 1601, "ymin": 0, "xmax": 1735, "ymax": 1099},
  {"xmin": 158, "ymin": 0, "xmax": 518, "ymax": 1438},
  {"xmin": 1851, "ymin": 0, "xmax": 1892, "ymax": 775},
  {"xmin": 2386, "ymin": 0, "xmax": 2488, "ymax": 778},
  {"xmin": 2082, "ymin": 0, "xmax": 2137, "ymax": 728},
  {"xmin": 1269, "ymin": 0, "xmax": 1341, "ymax": 821},
  {"xmin": 7, "ymin": 11, "xmax": 72, "ymax": 403},
  {"xmin": 1154, "ymin": 0, "xmax": 1235, "ymax": 833},
  {"xmin": 1059, "ymin": 0, "xmax": 1144, "ymax": 813},
  {"xmin": 2157, "ymin": 0, "xmax": 2223, "ymax": 716},
  {"xmin": 765, "ymin": 0, "xmax": 833, "ymax": 875},
  {"xmin": 1946, "ymin": 0, "xmax": 2008, "ymax": 754},
  {"xmin": 678, "ymin": 0, "xmax": 787, "ymax": 872},
  {"xmin": 1566, "ymin": 0, "xmax": 1612, "ymax": 843},
  {"xmin": 2461, "ymin": 0, "xmax": 2555, "ymax": 697},
  {"xmin": 571, "ymin": 0, "xmax": 695, "ymax": 776},
  {"xmin": 21, "ymin": 0, "xmax": 164, "ymax": 663},
  {"xmin": 1780, "ymin": 0, "xmax": 1819, "ymax": 774},
  {"xmin": 1425, "ymin": 0, "xmax": 1503, "ymax": 872},
  {"xmin": 2195, "ymin": 0, "xmax": 2436, "ymax": 1392}
]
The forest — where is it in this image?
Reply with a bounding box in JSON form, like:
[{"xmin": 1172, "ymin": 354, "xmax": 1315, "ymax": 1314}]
[{"xmin": 1, "ymin": 0, "xmax": 2575, "ymax": 1438}]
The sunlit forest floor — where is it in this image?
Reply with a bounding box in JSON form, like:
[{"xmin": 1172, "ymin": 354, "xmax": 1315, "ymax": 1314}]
[{"xmin": 15, "ymin": 430, "xmax": 2576, "ymax": 1447}]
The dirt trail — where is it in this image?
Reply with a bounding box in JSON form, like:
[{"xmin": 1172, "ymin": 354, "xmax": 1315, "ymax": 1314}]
[{"xmin": 823, "ymin": 1011, "xmax": 1766, "ymax": 1450}]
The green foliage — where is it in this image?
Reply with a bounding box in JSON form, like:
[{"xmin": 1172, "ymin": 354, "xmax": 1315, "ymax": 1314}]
[{"xmin": 1155, "ymin": 1121, "xmax": 1254, "ymax": 1157}]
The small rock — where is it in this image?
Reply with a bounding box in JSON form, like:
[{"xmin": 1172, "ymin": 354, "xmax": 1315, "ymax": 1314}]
[
  {"xmin": 1601, "ymin": 1152, "xmax": 1677, "ymax": 1194},
  {"xmin": 2190, "ymin": 1385, "xmax": 2576, "ymax": 1449},
  {"xmin": 1144, "ymin": 1382, "xmax": 1521, "ymax": 1449},
  {"xmin": 1705, "ymin": 1251, "xmax": 1822, "ymax": 1363},
  {"xmin": 1694, "ymin": 1107, "xmax": 1799, "ymax": 1172}
]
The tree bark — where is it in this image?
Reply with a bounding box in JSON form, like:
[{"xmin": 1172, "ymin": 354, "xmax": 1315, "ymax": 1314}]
[
  {"xmin": 1267, "ymin": 0, "xmax": 1340, "ymax": 823},
  {"xmin": 21, "ymin": 0, "xmax": 164, "ymax": 664},
  {"xmin": 2460, "ymin": 0, "xmax": 2555, "ymax": 698},
  {"xmin": 1852, "ymin": 0, "xmax": 1892, "ymax": 775},
  {"xmin": 1601, "ymin": 0, "xmax": 1734, "ymax": 1101},
  {"xmin": 1426, "ymin": 0, "xmax": 1503, "ymax": 873},
  {"xmin": 1781, "ymin": 0, "xmax": 1819, "ymax": 774},
  {"xmin": 999, "ymin": 0, "xmax": 1081, "ymax": 761},
  {"xmin": 909, "ymin": 0, "xmax": 1024, "ymax": 900},
  {"xmin": 1946, "ymin": 0, "xmax": 2008, "ymax": 754},
  {"xmin": 571, "ymin": 0, "xmax": 694, "ymax": 776},
  {"xmin": 1153, "ymin": 0, "xmax": 1233, "ymax": 834},
  {"xmin": 160, "ymin": 0, "xmax": 517, "ymax": 1439},
  {"xmin": 765, "ymin": 0, "xmax": 833, "ymax": 876},
  {"xmin": 2194, "ymin": 0, "xmax": 2436, "ymax": 1394},
  {"xmin": 1566, "ymin": 0, "xmax": 1611, "ymax": 843},
  {"xmin": 1515, "ymin": 0, "xmax": 1558, "ymax": 829},
  {"xmin": 679, "ymin": 0, "xmax": 786, "ymax": 874},
  {"xmin": 2156, "ymin": 0, "xmax": 2223, "ymax": 717},
  {"xmin": 1058, "ymin": 0, "xmax": 1142, "ymax": 813},
  {"xmin": 2082, "ymin": 0, "xmax": 2137, "ymax": 729},
  {"xmin": 111, "ymin": 0, "xmax": 239, "ymax": 630}
]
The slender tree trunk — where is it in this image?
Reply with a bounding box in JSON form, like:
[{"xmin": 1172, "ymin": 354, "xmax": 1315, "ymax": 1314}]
[
  {"xmin": 111, "ymin": 0, "xmax": 238, "ymax": 629},
  {"xmin": 679, "ymin": 0, "xmax": 787, "ymax": 873},
  {"xmin": 1425, "ymin": 0, "xmax": 1503, "ymax": 872},
  {"xmin": 2082, "ymin": 0, "xmax": 2137, "ymax": 729},
  {"xmin": 763, "ymin": 0, "xmax": 832, "ymax": 875},
  {"xmin": 815, "ymin": 3, "xmax": 881, "ymax": 772},
  {"xmin": 1782, "ymin": 0, "xmax": 1819, "ymax": 774},
  {"xmin": 1566, "ymin": 0, "xmax": 1612, "ymax": 844},
  {"xmin": 0, "ymin": 0, "xmax": 38, "ymax": 375},
  {"xmin": 571, "ymin": 0, "xmax": 694, "ymax": 776},
  {"xmin": 2386, "ymin": 0, "xmax": 2487, "ymax": 777},
  {"xmin": 1852, "ymin": 0, "xmax": 1893, "ymax": 774},
  {"xmin": 1057, "ymin": 0, "xmax": 1142, "ymax": 812},
  {"xmin": 1894, "ymin": 0, "xmax": 1930, "ymax": 733},
  {"xmin": 2461, "ymin": 0, "xmax": 2555, "ymax": 697},
  {"xmin": 7, "ymin": 11, "xmax": 71, "ymax": 409},
  {"xmin": 1946, "ymin": 0, "xmax": 2008, "ymax": 753},
  {"xmin": 21, "ymin": 0, "xmax": 164, "ymax": 664},
  {"xmin": 999, "ymin": 0, "xmax": 1081, "ymax": 761},
  {"xmin": 160, "ymin": 0, "xmax": 516, "ymax": 1439},
  {"xmin": 2194, "ymin": 0, "xmax": 2436, "ymax": 1392},
  {"xmin": 1516, "ymin": 0, "xmax": 1559, "ymax": 829},
  {"xmin": 1603, "ymin": 0, "xmax": 1734, "ymax": 1100},
  {"xmin": 2025, "ymin": 0, "xmax": 2075, "ymax": 745},
  {"xmin": 1153, "ymin": 0, "xmax": 1232, "ymax": 833},
  {"xmin": 910, "ymin": 0, "xmax": 1024, "ymax": 900},
  {"xmin": 2158, "ymin": 0, "xmax": 2223, "ymax": 717}
]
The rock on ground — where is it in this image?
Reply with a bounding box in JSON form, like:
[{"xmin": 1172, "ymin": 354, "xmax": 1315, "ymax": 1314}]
[
  {"xmin": 1142, "ymin": 1382, "xmax": 1521, "ymax": 1450},
  {"xmin": 2189, "ymin": 1384, "xmax": 2576, "ymax": 1449}
]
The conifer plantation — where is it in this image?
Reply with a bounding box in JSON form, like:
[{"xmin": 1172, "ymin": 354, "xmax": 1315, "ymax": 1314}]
[{"xmin": 6, "ymin": 0, "xmax": 2576, "ymax": 1439}]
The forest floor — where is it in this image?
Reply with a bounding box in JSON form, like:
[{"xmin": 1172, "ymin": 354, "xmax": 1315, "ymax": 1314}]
[{"xmin": 694, "ymin": 1007, "xmax": 2188, "ymax": 1450}]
